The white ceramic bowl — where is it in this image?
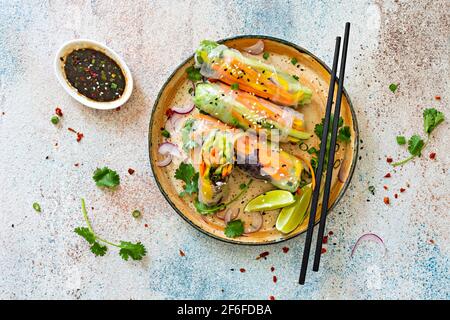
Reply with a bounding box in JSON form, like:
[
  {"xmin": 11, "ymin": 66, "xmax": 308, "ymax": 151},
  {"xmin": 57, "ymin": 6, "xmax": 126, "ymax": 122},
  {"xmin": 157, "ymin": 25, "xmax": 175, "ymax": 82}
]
[{"xmin": 54, "ymin": 39, "xmax": 133, "ymax": 110}]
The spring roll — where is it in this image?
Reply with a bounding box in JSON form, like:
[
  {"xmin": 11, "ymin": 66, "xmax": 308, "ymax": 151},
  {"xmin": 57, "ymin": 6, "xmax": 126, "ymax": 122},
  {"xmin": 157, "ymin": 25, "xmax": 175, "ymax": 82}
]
[
  {"xmin": 195, "ymin": 40, "xmax": 312, "ymax": 107},
  {"xmin": 193, "ymin": 82, "xmax": 310, "ymax": 142}
]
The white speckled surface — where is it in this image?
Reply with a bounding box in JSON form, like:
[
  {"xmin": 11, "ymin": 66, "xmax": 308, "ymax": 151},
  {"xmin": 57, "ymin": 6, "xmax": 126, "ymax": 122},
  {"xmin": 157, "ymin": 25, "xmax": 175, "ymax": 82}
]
[{"xmin": 0, "ymin": 0, "xmax": 449, "ymax": 299}]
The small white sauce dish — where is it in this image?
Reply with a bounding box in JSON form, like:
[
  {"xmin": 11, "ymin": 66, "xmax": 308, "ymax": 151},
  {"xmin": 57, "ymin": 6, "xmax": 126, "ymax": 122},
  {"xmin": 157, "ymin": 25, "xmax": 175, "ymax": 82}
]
[{"xmin": 54, "ymin": 39, "xmax": 133, "ymax": 110}]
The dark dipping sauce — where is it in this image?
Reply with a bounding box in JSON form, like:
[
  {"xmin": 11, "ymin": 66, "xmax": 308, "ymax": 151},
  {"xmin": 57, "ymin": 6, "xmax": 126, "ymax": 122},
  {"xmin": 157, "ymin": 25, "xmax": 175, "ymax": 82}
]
[{"xmin": 62, "ymin": 48, "xmax": 125, "ymax": 102}]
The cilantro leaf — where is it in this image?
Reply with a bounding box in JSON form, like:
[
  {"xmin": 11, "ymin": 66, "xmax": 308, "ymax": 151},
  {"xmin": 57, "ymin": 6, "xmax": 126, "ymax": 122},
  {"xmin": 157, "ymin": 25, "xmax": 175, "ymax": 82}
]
[
  {"xmin": 93, "ymin": 167, "xmax": 120, "ymax": 188},
  {"xmin": 389, "ymin": 83, "xmax": 398, "ymax": 93},
  {"xmin": 291, "ymin": 57, "xmax": 298, "ymax": 65},
  {"xmin": 337, "ymin": 126, "xmax": 351, "ymax": 142},
  {"xmin": 423, "ymin": 108, "xmax": 445, "ymax": 134},
  {"xmin": 118, "ymin": 241, "xmax": 147, "ymax": 261},
  {"xmin": 396, "ymin": 136, "xmax": 406, "ymax": 145},
  {"xmin": 307, "ymin": 147, "xmax": 318, "ymax": 155},
  {"xmin": 231, "ymin": 83, "xmax": 239, "ymax": 90},
  {"xmin": 90, "ymin": 242, "xmax": 108, "ymax": 256},
  {"xmin": 407, "ymin": 135, "xmax": 424, "ymax": 156},
  {"xmin": 161, "ymin": 129, "xmax": 171, "ymax": 138},
  {"xmin": 175, "ymin": 163, "xmax": 199, "ymax": 196},
  {"xmin": 263, "ymin": 52, "xmax": 269, "ymax": 60},
  {"xmin": 186, "ymin": 66, "xmax": 202, "ymax": 82},
  {"xmin": 224, "ymin": 219, "xmax": 244, "ymax": 238},
  {"xmin": 74, "ymin": 227, "xmax": 96, "ymax": 244}
]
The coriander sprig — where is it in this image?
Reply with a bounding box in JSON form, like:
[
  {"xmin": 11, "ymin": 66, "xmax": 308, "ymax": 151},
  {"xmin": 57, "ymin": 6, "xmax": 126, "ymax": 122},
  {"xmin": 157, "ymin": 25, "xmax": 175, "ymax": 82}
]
[
  {"xmin": 392, "ymin": 108, "xmax": 444, "ymax": 167},
  {"xmin": 75, "ymin": 199, "xmax": 147, "ymax": 261}
]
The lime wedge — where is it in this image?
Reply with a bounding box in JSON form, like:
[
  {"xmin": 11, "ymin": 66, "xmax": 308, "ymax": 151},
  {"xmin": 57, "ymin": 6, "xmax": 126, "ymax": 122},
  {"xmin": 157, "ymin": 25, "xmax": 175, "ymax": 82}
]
[
  {"xmin": 276, "ymin": 184, "xmax": 312, "ymax": 234},
  {"xmin": 244, "ymin": 190, "xmax": 295, "ymax": 212}
]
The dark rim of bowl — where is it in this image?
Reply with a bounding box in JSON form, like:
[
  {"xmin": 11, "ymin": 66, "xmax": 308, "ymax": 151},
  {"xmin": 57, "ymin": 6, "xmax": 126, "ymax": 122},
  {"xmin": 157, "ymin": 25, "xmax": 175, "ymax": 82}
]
[{"xmin": 148, "ymin": 35, "xmax": 359, "ymax": 246}]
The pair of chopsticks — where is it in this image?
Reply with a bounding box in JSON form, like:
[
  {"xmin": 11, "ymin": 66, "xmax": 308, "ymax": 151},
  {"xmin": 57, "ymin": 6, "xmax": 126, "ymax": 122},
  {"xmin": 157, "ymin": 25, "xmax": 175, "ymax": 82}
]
[{"xmin": 299, "ymin": 22, "xmax": 351, "ymax": 285}]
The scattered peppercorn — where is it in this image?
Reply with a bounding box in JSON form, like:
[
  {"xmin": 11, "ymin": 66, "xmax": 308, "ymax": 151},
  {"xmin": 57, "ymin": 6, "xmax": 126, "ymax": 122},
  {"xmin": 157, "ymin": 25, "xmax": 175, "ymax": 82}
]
[{"xmin": 270, "ymin": 266, "xmax": 275, "ymax": 272}]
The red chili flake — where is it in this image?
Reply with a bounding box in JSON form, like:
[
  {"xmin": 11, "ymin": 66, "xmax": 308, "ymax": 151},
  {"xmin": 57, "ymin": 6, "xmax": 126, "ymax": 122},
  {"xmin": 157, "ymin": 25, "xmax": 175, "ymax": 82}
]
[
  {"xmin": 273, "ymin": 275, "xmax": 277, "ymax": 283},
  {"xmin": 239, "ymin": 268, "xmax": 246, "ymax": 273},
  {"xmin": 270, "ymin": 266, "xmax": 275, "ymax": 272},
  {"xmin": 383, "ymin": 185, "xmax": 388, "ymax": 190},
  {"xmin": 55, "ymin": 107, "xmax": 63, "ymax": 117},
  {"xmin": 128, "ymin": 168, "xmax": 135, "ymax": 175},
  {"xmin": 282, "ymin": 247, "xmax": 289, "ymax": 253},
  {"xmin": 384, "ymin": 197, "xmax": 390, "ymax": 205},
  {"xmin": 269, "ymin": 296, "xmax": 275, "ymax": 300},
  {"xmin": 429, "ymin": 239, "xmax": 435, "ymax": 244},
  {"xmin": 144, "ymin": 224, "xmax": 148, "ymax": 228},
  {"xmin": 179, "ymin": 250, "xmax": 185, "ymax": 257},
  {"xmin": 400, "ymin": 188, "xmax": 406, "ymax": 193},
  {"xmin": 394, "ymin": 193, "xmax": 398, "ymax": 199},
  {"xmin": 256, "ymin": 251, "xmax": 269, "ymax": 260},
  {"xmin": 74, "ymin": 163, "xmax": 79, "ymax": 167},
  {"xmin": 384, "ymin": 173, "xmax": 391, "ymax": 178},
  {"xmin": 429, "ymin": 152, "xmax": 436, "ymax": 160},
  {"xmin": 321, "ymin": 247, "xmax": 327, "ymax": 254},
  {"xmin": 68, "ymin": 127, "xmax": 76, "ymax": 133},
  {"xmin": 435, "ymin": 96, "xmax": 441, "ymax": 100},
  {"xmin": 328, "ymin": 231, "xmax": 334, "ymax": 236},
  {"xmin": 165, "ymin": 109, "xmax": 175, "ymax": 117},
  {"xmin": 76, "ymin": 132, "xmax": 84, "ymax": 142},
  {"xmin": 386, "ymin": 157, "xmax": 393, "ymax": 163},
  {"xmin": 115, "ymin": 107, "xmax": 121, "ymax": 111},
  {"xmin": 322, "ymin": 236, "xmax": 328, "ymax": 244}
]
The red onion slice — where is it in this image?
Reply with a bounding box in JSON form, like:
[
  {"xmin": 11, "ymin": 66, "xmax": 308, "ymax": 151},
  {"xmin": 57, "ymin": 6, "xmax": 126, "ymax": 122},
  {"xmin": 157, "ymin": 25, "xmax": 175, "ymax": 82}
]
[
  {"xmin": 351, "ymin": 233, "xmax": 387, "ymax": 258},
  {"xmin": 244, "ymin": 212, "xmax": 263, "ymax": 234},
  {"xmin": 224, "ymin": 208, "xmax": 240, "ymax": 224},
  {"xmin": 171, "ymin": 105, "xmax": 195, "ymax": 115},
  {"xmin": 158, "ymin": 142, "xmax": 182, "ymax": 158},
  {"xmin": 155, "ymin": 155, "xmax": 172, "ymax": 167},
  {"xmin": 243, "ymin": 40, "xmax": 264, "ymax": 55}
]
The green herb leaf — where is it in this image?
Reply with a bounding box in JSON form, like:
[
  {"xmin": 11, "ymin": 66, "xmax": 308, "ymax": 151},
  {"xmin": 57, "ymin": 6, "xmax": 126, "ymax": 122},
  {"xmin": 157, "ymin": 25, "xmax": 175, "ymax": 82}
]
[
  {"xmin": 161, "ymin": 129, "xmax": 171, "ymax": 138},
  {"xmin": 224, "ymin": 219, "xmax": 245, "ymax": 238},
  {"xmin": 174, "ymin": 163, "xmax": 199, "ymax": 196},
  {"xmin": 93, "ymin": 167, "xmax": 120, "ymax": 188},
  {"xmin": 292, "ymin": 75, "xmax": 299, "ymax": 81},
  {"xmin": 118, "ymin": 241, "xmax": 147, "ymax": 261},
  {"xmin": 423, "ymin": 108, "xmax": 445, "ymax": 134},
  {"xmin": 90, "ymin": 242, "xmax": 108, "ymax": 256},
  {"xmin": 263, "ymin": 52, "xmax": 269, "ymax": 60},
  {"xmin": 110, "ymin": 83, "xmax": 118, "ymax": 90},
  {"xmin": 239, "ymin": 183, "xmax": 247, "ymax": 190},
  {"xmin": 337, "ymin": 126, "xmax": 351, "ymax": 142},
  {"xmin": 389, "ymin": 83, "xmax": 398, "ymax": 93},
  {"xmin": 307, "ymin": 147, "xmax": 318, "ymax": 155},
  {"xmin": 32, "ymin": 202, "xmax": 41, "ymax": 212},
  {"xmin": 231, "ymin": 83, "xmax": 239, "ymax": 90},
  {"xmin": 291, "ymin": 57, "xmax": 298, "ymax": 65},
  {"xmin": 186, "ymin": 66, "xmax": 202, "ymax": 82},
  {"xmin": 407, "ymin": 135, "xmax": 425, "ymax": 156},
  {"xmin": 132, "ymin": 210, "xmax": 141, "ymax": 219},
  {"xmin": 396, "ymin": 136, "xmax": 406, "ymax": 145},
  {"xmin": 310, "ymin": 157, "xmax": 318, "ymax": 172}
]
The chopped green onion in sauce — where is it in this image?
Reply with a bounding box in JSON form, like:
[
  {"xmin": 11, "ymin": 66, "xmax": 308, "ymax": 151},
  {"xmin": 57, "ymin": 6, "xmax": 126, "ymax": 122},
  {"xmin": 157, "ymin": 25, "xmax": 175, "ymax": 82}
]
[{"xmin": 62, "ymin": 48, "xmax": 125, "ymax": 102}]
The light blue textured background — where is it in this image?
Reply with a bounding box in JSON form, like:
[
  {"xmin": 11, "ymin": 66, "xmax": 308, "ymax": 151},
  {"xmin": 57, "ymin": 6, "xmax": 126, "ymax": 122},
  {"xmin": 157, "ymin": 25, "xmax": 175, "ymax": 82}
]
[{"xmin": 0, "ymin": 0, "xmax": 449, "ymax": 299}]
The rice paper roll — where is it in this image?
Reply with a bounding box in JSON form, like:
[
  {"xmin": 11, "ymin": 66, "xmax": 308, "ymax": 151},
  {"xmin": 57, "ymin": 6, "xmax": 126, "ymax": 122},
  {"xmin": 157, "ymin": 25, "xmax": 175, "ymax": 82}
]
[
  {"xmin": 181, "ymin": 117, "xmax": 235, "ymax": 206},
  {"xmin": 195, "ymin": 40, "xmax": 312, "ymax": 107},
  {"xmin": 193, "ymin": 82, "xmax": 310, "ymax": 142}
]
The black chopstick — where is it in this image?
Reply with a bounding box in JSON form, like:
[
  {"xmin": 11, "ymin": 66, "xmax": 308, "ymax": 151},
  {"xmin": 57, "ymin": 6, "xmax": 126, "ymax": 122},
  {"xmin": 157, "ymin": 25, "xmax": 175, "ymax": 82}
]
[
  {"xmin": 313, "ymin": 22, "xmax": 351, "ymax": 272},
  {"xmin": 298, "ymin": 36, "xmax": 341, "ymax": 285}
]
